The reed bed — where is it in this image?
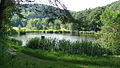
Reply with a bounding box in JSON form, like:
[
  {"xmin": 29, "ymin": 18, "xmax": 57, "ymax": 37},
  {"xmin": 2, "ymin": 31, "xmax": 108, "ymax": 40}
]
[{"xmin": 26, "ymin": 38, "xmax": 110, "ymax": 56}]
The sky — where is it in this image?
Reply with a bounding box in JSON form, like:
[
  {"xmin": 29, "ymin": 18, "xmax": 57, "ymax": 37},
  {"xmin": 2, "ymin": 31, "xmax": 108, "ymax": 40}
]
[
  {"xmin": 62, "ymin": 0, "xmax": 119, "ymax": 11},
  {"xmin": 21, "ymin": 0, "xmax": 119, "ymax": 11}
]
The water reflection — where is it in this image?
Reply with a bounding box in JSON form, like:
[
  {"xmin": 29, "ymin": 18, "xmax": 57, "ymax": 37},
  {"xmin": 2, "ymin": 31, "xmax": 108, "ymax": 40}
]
[{"xmin": 13, "ymin": 33, "xmax": 97, "ymax": 46}]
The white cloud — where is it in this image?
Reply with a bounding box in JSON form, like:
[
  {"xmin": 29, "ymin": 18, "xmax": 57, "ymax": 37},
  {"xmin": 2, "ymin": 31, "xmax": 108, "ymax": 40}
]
[
  {"xmin": 21, "ymin": 0, "xmax": 119, "ymax": 11},
  {"xmin": 62, "ymin": 0, "xmax": 119, "ymax": 11}
]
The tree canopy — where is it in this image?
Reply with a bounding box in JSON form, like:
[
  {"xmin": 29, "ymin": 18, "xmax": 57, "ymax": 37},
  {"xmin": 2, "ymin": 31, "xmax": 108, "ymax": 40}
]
[{"xmin": 0, "ymin": 0, "xmax": 72, "ymax": 34}]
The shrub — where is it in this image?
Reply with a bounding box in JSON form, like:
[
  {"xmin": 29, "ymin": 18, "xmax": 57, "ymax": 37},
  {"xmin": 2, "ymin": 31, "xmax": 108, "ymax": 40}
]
[
  {"xmin": 7, "ymin": 29, "xmax": 18, "ymax": 35},
  {"xmin": 10, "ymin": 38, "xmax": 22, "ymax": 45}
]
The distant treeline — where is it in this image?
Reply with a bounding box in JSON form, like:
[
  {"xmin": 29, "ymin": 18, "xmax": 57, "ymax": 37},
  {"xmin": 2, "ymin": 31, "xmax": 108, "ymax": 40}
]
[{"xmin": 11, "ymin": 1, "xmax": 120, "ymax": 32}]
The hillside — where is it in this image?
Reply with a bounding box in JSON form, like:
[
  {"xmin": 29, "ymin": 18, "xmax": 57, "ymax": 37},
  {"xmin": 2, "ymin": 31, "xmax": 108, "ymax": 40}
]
[{"xmin": 11, "ymin": 1, "xmax": 120, "ymax": 31}]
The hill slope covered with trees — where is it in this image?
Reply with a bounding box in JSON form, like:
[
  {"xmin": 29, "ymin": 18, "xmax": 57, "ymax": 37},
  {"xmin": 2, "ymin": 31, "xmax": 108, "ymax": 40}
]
[{"xmin": 11, "ymin": 0, "xmax": 120, "ymax": 32}]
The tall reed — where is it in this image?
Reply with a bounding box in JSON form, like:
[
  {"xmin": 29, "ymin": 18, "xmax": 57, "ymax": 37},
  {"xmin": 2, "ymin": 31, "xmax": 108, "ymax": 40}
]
[{"xmin": 26, "ymin": 38, "xmax": 110, "ymax": 56}]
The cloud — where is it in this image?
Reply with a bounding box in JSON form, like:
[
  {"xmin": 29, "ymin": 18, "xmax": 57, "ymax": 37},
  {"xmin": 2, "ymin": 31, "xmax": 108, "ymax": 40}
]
[
  {"xmin": 20, "ymin": 0, "xmax": 118, "ymax": 11},
  {"xmin": 62, "ymin": 0, "xmax": 119, "ymax": 11}
]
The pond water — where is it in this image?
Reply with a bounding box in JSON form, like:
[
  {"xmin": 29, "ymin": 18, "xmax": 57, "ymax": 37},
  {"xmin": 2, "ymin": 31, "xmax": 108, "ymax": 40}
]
[{"xmin": 13, "ymin": 33, "xmax": 97, "ymax": 46}]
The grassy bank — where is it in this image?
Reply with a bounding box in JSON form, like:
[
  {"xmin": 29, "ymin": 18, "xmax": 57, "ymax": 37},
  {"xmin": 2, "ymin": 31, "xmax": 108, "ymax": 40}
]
[
  {"xmin": 14, "ymin": 47, "xmax": 120, "ymax": 68},
  {"xmin": 2, "ymin": 48, "xmax": 120, "ymax": 68},
  {"xmin": 6, "ymin": 53, "xmax": 81, "ymax": 68},
  {"xmin": 1, "ymin": 37, "xmax": 120, "ymax": 68}
]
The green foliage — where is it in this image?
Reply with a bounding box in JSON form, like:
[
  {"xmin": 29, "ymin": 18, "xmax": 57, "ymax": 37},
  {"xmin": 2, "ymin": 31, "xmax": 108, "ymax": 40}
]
[
  {"xmin": 26, "ymin": 38, "xmax": 110, "ymax": 56},
  {"xmin": 107, "ymin": 0, "xmax": 120, "ymax": 11},
  {"xmin": 10, "ymin": 4, "xmax": 106, "ymax": 32},
  {"xmin": 54, "ymin": 19, "xmax": 62, "ymax": 30},
  {"xmin": 7, "ymin": 29, "xmax": 18, "ymax": 35},
  {"xmin": 0, "ymin": 39, "xmax": 14, "ymax": 68},
  {"xmin": 100, "ymin": 8, "xmax": 120, "ymax": 54},
  {"xmin": 0, "ymin": 38, "xmax": 120, "ymax": 68},
  {"xmin": 0, "ymin": 0, "xmax": 15, "ymax": 35},
  {"xmin": 88, "ymin": 7, "xmax": 105, "ymax": 31},
  {"xmin": 9, "ymin": 38, "xmax": 22, "ymax": 46},
  {"xmin": 26, "ymin": 38, "xmax": 55, "ymax": 51},
  {"xmin": 20, "ymin": 48, "xmax": 120, "ymax": 68},
  {"xmin": 11, "ymin": 1, "xmax": 120, "ymax": 32}
]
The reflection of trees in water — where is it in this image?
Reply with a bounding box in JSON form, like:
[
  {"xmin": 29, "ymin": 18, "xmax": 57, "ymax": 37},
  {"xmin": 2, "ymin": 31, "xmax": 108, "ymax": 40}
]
[{"xmin": 14, "ymin": 33, "xmax": 96, "ymax": 45}]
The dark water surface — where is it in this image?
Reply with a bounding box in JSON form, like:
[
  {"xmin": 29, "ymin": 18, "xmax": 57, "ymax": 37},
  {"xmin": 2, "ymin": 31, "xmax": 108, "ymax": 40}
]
[{"xmin": 13, "ymin": 33, "xmax": 97, "ymax": 46}]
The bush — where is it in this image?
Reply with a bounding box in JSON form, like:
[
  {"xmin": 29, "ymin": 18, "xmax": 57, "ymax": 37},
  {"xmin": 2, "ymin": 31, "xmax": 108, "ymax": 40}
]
[
  {"xmin": 26, "ymin": 38, "xmax": 110, "ymax": 56},
  {"xmin": 10, "ymin": 38, "xmax": 22, "ymax": 46},
  {"xmin": 7, "ymin": 29, "xmax": 18, "ymax": 35}
]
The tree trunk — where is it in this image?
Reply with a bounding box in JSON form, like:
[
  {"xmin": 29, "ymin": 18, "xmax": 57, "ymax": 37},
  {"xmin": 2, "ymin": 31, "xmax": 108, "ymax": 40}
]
[{"xmin": 0, "ymin": 0, "xmax": 7, "ymax": 34}]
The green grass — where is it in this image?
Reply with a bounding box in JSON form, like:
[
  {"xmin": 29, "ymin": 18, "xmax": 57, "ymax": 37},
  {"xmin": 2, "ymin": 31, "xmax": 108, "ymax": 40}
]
[
  {"xmin": 6, "ymin": 53, "xmax": 82, "ymax": 68},
  {"xmin": 8, "ymin": 47, "xmax": 120, "ymax": 68},
  {"xmin": 1, "ymin": 37, "xmax": 120, "ymax": 68}
]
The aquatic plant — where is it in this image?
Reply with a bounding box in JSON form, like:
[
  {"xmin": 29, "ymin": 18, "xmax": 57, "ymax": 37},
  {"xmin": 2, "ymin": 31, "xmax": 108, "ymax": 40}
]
[{"xmin": 26, "ymin": 38, "xmax": 110, "ymax": 56}]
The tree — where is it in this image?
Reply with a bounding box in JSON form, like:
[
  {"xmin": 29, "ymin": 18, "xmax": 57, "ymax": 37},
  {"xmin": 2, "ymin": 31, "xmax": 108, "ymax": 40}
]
[
  {"xmin": 72, "ymin": 9, "xmax": 91, "ymax": 31},
  {"xmin": 54, "ymin": 19, "xmax": 62, "ymax": 30},
  {"xmin": 0, "ymin": 0, "xmax": 15, "ymax": 34},
  {"xmin": 0, "ymin": 0, "xmax": 70, "ymax": 34},
  {"xmin": 100, "ymin": 8, "xmax": 120, "ymax": 54},
  {"xmin": 88, "ymin": 7, "xmax": 105, "ymax": 32}
]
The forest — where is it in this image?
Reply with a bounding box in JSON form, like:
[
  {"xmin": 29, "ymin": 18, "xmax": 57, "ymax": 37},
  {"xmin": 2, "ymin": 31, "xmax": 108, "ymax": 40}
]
[
  {"xmin": 0, "ymin": 0, "xmax": 120, "ymax": 68},
  {"xmin": 10, "ymin": 1, "xmax": 120, "ymax": 32},
  {"xmin": 11, "ymin": 4, "xmax": 103, "ymax": 31}
]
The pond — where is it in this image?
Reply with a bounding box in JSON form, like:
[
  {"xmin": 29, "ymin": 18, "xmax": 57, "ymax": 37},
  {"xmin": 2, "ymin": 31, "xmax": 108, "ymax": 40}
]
[{"xmin": 13, "ymin": 33, "xmax": 97, "ymax": 46}]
